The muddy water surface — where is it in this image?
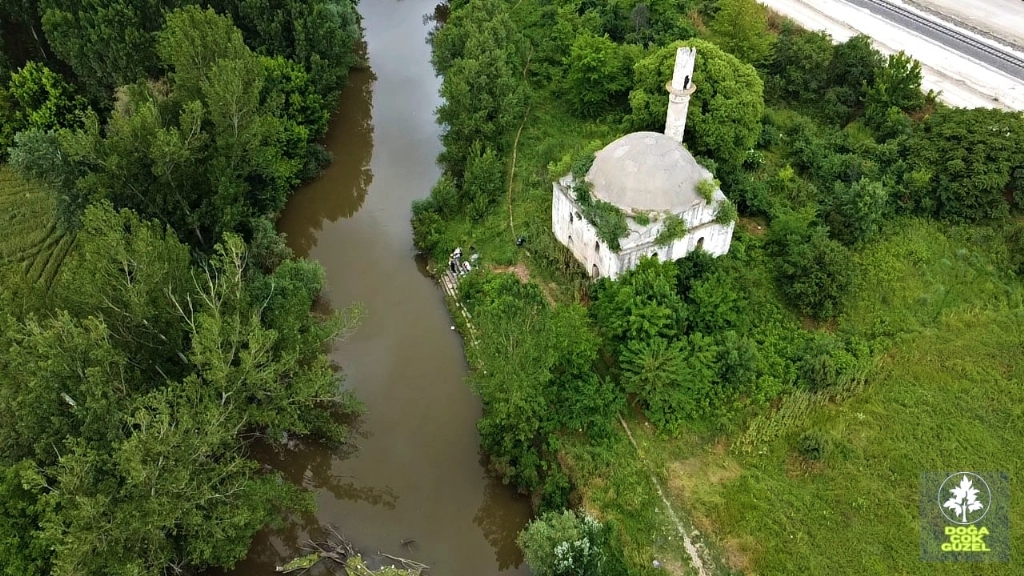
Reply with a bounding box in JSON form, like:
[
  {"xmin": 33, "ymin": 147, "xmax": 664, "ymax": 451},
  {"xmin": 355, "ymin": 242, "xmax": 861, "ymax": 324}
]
[{"xmin": 228, "ymin": 0, "xmax": 532, "ymax": 573}]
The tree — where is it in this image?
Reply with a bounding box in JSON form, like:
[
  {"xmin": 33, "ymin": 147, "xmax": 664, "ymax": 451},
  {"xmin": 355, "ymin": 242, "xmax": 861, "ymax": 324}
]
[
  {"xmin": 0, "ymin": 204, "xmax": 361, "ymax": 575},
  {"xmin": 824, "ymin": 177, "xmax": 888, "ymax": 245},
  {"xmin": 517, "ymin": 509, "xmax": 605, "ymax": 576},
  {"xmin": 628, "ymin": 38, "xmax": 764, "ymax": 169},
  {"xmin": 864, "ymin": 51, "xmax": 924, "ymax": 131},
  {"xmin": 39, "ymin": 0, "xmax": 180, "ymax": 99},
  {"xmin": 432, "ymin": 0, "xmax": 530, "ymax": 177},
  {"xmin": 11, "ymin": 7, "xmax": 311, "ymax": 247},
  {"xmin": 710, "ymin": 0, "xmax": 775, "ymax": 67},
  {"xmin": 904, "ymin": 107, "xmax": 1024, "ymax": 222},
  {"xmin": 775, "ymin": 227, "xmax": 856, "ymax": 320},
  {"xmin": 463, "ymin": 141, "xmax": 505, "ymax": 219},
  {"xmin": 768, "ymin": 23, "xmax": 834, "ymax": 103},
  {"xmin": 0, "ymin": 61, "xmax": 89, "ymax": 154},
  {"xmin": 560, "ymin": 32, "xmax": 639, "ymax": 118},
  {"xmin": 828, "ymin": 34, "xmax": 883, "ymax": 109},
  {"xmin": 211, "ymin": 0, "xmax": 361, "ymax": 98}
]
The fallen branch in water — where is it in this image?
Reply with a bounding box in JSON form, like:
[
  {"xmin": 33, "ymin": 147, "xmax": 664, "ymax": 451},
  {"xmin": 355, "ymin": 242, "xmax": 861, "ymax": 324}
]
[
  {"xmin": 275, "ymin": 525, "xmax": 428, "ymax": 575},
  {"xmin": 379, "ymin": 551, "xmax": 430, "ymax": 571}
]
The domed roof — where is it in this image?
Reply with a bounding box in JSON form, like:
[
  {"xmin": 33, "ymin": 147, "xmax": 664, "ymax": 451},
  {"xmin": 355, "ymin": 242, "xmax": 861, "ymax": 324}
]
[{"xmin": 585, "ymin": 131, "xmax": 713, "ymax": 213}]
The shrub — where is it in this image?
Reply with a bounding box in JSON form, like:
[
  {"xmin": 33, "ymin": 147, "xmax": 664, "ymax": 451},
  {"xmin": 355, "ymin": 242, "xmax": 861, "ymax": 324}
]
[
  {"xmin": 517, "ymin": 510, "xmax": 606, "ymax": 576},
  {"xmin": 715, "ymin": 199, "xmax": 738, "ymax": 224},
  {"xmin": 776, "ymin": 228, "xmax": 856, "ymax": 320},
  {"xmin": 797, "ymin": 429, "xmax": 831, "ymax": 461},
  {"xmin": 655, "ymin": 214, "xmax": 688, "ymax": 246},
  {"xmin": 696, "ymin": 177, "xmax": 719, "ymax": 202}
]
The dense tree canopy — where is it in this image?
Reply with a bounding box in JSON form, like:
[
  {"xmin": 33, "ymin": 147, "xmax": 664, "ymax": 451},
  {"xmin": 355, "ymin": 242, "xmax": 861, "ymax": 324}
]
[
  {"xmin": 432, "ymin": 0, "xmax": 530, "ymax": 178},
  {"xmin": 710, "ymin": 0, "xmax": 774, "ymax": 67},
  {"xmin": 904, "ymin": 107, "xmax": 1024, "ymax": 222},
  {"xmin": 0, "ymin": 204, "xmax": 361, "ymax": 575},
  {"xmin": 10, "ymin": 6, "xmax": 329, "ymax": 249},
  {"xmin": 628, "ymin": 38, "xmax": 764, "ymax": 168},
  {"xmin": 0, "ymin": 1, "xmax": 364, "ymax": 574}
]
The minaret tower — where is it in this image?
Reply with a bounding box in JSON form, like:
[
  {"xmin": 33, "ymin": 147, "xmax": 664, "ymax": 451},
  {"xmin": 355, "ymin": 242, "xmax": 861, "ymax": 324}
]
[{"xmin": 665, "ymin": 47, "xmax": 697, "ymax": 143}]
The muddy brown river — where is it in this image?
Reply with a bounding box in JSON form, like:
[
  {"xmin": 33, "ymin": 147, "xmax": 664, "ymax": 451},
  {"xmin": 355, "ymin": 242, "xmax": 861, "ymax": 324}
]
[{"xmin": 225, "ymin": 0, "xmax": 532, "ymax": 573}]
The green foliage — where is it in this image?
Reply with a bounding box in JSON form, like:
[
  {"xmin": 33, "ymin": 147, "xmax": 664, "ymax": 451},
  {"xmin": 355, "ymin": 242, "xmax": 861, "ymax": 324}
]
[
  {"xmin": 464, "ymin": 272, "xmax": 608, "ymax": 504},
  {"xmin": 432, "ymin": 0, "xmax": 530, "ymax": 177},
  {"xmin": 696, "ymin": 177, "xmax": 719, "ymax": 202},
  {"xmin": 904, "ymin": 107, "xmax": 1024, "ymax": 222},
  {"xmin": 575, "ymin": 181, "xmax": 629, "ymax": 250},
  {"xmin": 629, "ymin": 38, "xmax": 764, "ymax": 168},
  {"xmin": 714, "ymin": 199, "xmax": 737, "ymax": 224},
  {"xmin": 38, "ymin": 0, "xmax": 174, "ymax": 99},
  {"xmin": 0, "ymin": 61, "xmax": 89, "ymax": 155},
  {"xmin": 768, "ymin": 24, "xmax": 834, "ymax": 103},
  {"xmin": 823, "ymin": 177, "xmax": 888, "ymax": 245},
  {"xmin": 517, "ymin": 509, "xmax": 606, "ymax": 576},
  {"xmin": 11, "ymin": 7, "xmax": 318, "ymax": 249},
  {"xmin": 210, "ymin": 0, "xmax": 362, "ymax": 98},
  {"xmin": 828, "ymin": 35, "xmax": 883, "ymax": 109},
  {"xmin": 774, "ymin": 224, "xmax": 856, "ymax": 320},
  {"xmin": 0, "ymin": 204, "xmax": 360, "ymax": 575},
  {"xmin": 464, "ymin": 141, "xmax": 506, "ymax": 220},
  {"xmin": 710, "ymin": 0, "xmax": 775, "ymax": 67},
  {"xmin": 864, "ymin": 51, "xmax": 924, "ymax": 130},
  {"xmin": 560, "ymin": 32, "xmax": 639, "ymax": 118},
  {"xmin": 655, "ymin": 214, "xmax": 688, "ymax": 247}
]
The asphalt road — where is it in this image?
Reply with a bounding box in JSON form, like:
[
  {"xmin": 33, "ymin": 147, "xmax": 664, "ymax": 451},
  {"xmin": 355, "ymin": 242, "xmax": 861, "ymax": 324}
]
[{"xmin": 844, "ymin": 0, "xmax": 1024, "ymax": 82}]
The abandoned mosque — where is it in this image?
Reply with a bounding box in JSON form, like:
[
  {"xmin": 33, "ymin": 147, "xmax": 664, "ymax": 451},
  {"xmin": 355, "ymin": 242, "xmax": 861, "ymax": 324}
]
[{"xmin": 551, "ymin": 46, "xmax": 736, "ymax": 279}]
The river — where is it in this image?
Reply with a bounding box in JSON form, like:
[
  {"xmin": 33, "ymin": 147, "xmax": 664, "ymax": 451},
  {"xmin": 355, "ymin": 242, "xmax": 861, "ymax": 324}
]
[{"xmin": 226, "ymin": 0, "xmax": 532, "ymax": 573}]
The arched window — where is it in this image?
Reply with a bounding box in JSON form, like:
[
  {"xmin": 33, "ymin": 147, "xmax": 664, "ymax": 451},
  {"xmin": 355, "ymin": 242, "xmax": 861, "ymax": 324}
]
[
  {"xmin": 592, "ymin": 264, "xmax": 600, "ymax": 278},
  {"xmin": 569, "ymin": 212, "xmax": 574, "ymax": 223},
  {"xmin": 575, "ymin": 211, "xmax": 581, "ymax": 220},
  {"xmin": 696, "ymin": 237, "xmax": 705, "ymax": 251},
  {"xmin": 594, "ymin": 241, "xmax": 600, "ymax": 252},
  {"xmin": 568, "ymin": 235, "xmax": 573, "ymax": 245},
  {"xmin": 684, "ymin": 75, "xmax": 690, "ymax": 89}
]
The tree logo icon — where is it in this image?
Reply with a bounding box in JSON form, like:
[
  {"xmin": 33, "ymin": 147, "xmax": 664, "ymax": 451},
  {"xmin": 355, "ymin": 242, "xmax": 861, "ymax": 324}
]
[{"xmin": 939, "ymin": 472, "xmax": 991, "ymax": 525}]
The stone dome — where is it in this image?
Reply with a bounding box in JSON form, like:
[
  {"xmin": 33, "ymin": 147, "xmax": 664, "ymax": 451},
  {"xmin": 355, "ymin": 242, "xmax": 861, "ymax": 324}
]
[{"xmin": 585, "ymin": 131, "xmax": 712, "ymax": 213}]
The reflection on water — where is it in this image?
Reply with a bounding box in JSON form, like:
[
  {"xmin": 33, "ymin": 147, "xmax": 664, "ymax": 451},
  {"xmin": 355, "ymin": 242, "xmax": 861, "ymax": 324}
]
[
  {"xmin": 282, "ymin": 66, "xmax": 376, "ymax": 258},
  {"xmin": 475, "ymin": 453, "xmax": 534, "ymax": 571}
]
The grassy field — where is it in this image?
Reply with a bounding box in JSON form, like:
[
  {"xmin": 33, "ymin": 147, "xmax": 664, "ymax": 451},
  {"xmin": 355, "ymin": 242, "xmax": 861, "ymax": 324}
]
[
  {"xmin": 0, "ymin": 164, "xmax": 75, "ymax": 289},
  {"xmin": 615, "ymin": 218, "xmax": 1024, "ymax": 575}
]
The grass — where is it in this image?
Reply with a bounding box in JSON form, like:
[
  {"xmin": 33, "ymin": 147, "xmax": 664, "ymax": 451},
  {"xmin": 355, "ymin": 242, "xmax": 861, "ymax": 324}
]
[
  {"xmin": 0, "ymin": 165, "xmax": 75, "ymax": 288},
  {"xmin": 601, "ymin": 218, "xmax": 1024, "ymax": 575},
  {"xmin": 429, "ymin": 97, "xmax": 623, "ymax": 302}
]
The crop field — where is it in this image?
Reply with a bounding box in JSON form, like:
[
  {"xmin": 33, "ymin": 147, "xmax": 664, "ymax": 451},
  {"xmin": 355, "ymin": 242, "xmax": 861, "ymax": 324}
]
[{"xmin": 0, "ymin": 165, "xmax": 76, "ymax": 288}]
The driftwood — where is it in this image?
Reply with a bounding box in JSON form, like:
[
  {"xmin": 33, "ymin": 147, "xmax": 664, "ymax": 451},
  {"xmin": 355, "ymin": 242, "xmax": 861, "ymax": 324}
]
[
  {"xmin": 379, "ymin": 552, "xmax": 429, "ymax": 572},
  {"xmin": 275, "ymin": 525, "xmax": 430, "ymax": 575}
]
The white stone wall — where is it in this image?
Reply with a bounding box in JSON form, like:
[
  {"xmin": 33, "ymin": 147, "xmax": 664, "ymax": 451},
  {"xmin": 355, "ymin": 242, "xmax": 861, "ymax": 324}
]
[
  {"xmin": 552, "ymin": 179, "xmax": 622, "ymax": 278},
  {"xmin": 552, "ymin": 176, "xmax": 736, "ymax": 280}
]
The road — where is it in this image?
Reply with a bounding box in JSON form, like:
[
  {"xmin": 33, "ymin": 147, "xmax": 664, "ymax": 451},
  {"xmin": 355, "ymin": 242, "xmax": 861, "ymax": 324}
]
[
  {"xmin": 846, "ymin": 0, "xmax": 1024, "ymax": 82},
  {"xmin": 760, "ymin": 0, "xmax": 1024, "ymax": 110}
]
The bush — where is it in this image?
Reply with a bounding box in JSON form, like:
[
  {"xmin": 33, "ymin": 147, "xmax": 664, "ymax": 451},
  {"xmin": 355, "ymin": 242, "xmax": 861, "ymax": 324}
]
[
  {"xmin": 517, "ymin": 510, "xmax": 606, "ymax": 576},
  {"xmin": 797, "ymin": 429, "xmax": 831, "ymax": 461},
  {"xmin": 776, "ymin": 228, "xmax": 856, "ymax": 321}
]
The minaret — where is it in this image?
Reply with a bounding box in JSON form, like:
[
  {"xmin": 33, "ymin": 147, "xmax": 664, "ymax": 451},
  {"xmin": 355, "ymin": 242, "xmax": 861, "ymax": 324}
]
[{"xmin": 665, "ymin": 47, "xmax": 697, "ymax": 143}]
